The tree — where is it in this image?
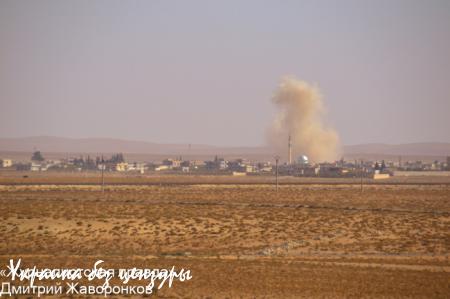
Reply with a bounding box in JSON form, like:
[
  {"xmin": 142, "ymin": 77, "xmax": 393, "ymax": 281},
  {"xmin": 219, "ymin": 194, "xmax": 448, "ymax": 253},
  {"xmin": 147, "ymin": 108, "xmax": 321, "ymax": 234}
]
[
  {"xmin": 109, "ymin": 153, "xmax": 124, "ymax": 163},
  {"xmin": 31, "ymin": 151, "xmax": 45, "ymax": 162},
  {"xmin": 85, "ymin": 155, "xmax": 96, "ymax": 170}
]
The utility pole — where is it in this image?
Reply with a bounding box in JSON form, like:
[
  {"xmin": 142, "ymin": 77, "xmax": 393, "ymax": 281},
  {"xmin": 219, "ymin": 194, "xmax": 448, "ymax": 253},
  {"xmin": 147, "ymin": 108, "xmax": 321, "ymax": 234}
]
[
  {"xmin": 101, "ymin": 155, "xmax": 105, "ymax": 193},
  {"xmin": 275, "ymin": 156, "xmax": 280, "ymax": 192},
  {"xmin": 360, "ymin": 159, "xmax": 364, "ymax": 193},
  {"xmin": 288, "ymin": 135, "xmax": 292, "ymax": 165}
]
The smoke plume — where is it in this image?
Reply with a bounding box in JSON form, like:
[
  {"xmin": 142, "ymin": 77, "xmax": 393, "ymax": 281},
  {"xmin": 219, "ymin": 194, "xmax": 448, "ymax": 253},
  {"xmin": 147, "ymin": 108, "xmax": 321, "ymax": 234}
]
[{"xmin": 267, "ymin": 77, "xmax": 340, "ymax": 163}]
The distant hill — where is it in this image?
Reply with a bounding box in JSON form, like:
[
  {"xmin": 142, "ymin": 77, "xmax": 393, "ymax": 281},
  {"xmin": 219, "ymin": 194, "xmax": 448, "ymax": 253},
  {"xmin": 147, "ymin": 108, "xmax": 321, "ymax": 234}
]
[
  {"xmin": 0, "ymin": 136, "xmax": 206, "ymax": 154},
  {"xmin": 0, "ymin": 136, "xmax": 270, "ymax": 156},
  {"xmin": 0, "ymin": 137, "xmax": 449, "ymax": 161},
  {"xmin": 343, "ymin": 143, "xmax": 450, "ymax": 157}
]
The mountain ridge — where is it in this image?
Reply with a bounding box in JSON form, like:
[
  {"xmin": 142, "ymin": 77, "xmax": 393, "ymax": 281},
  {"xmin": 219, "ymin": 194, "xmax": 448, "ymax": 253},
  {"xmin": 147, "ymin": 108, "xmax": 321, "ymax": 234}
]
[{"xmin": 1, "ymin": 136, "xmax": 449, "ymax": 157}]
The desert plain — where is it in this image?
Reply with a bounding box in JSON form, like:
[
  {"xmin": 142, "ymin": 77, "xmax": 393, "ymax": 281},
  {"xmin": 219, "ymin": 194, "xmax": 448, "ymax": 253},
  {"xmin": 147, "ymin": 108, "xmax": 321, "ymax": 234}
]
[{"xmin": 0, "ymin": 174, "xmax": 449, "ymax": 298}]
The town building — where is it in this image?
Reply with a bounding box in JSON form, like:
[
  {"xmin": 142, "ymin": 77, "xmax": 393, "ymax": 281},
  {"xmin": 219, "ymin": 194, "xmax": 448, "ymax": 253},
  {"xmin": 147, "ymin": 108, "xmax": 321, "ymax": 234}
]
[
  {"xmin": 116, "ymin": 162, "xmax": 128, "ymax": 172},
  {"xmin": 1, "ymin": 159, "xmax": 13, "ymax": 168}
]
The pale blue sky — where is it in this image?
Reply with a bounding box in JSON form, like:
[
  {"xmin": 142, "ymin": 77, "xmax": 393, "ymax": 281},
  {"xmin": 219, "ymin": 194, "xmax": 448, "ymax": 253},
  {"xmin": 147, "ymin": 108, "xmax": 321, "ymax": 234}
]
[{"xmin": 1, "ymin": 0, "xmax": 449, "ymax": 146}]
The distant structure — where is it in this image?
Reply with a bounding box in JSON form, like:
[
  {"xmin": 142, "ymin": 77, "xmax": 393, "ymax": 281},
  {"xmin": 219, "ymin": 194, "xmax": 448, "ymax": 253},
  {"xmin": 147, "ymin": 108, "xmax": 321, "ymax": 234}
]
[
  {"xmin": 1, "ymin": 159, "xmax": 12, "ymax": 168},
  {"xmin": 115, "ymin": 162, "xmax": 128, "ymax": 172},
  {"xmin": 297, "ymin": 155, "xmax": 309, "ymax": 165},
  {"xmin": 288, "ymin": 135, "xmax": 292, "ymax": 164}
]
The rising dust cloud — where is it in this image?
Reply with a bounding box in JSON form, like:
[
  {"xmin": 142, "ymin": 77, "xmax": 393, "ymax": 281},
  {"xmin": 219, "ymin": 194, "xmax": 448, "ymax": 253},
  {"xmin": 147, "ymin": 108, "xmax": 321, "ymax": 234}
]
[{"xmin": 268, "ymin": 77, "xmax": 341, "ymax": 163}]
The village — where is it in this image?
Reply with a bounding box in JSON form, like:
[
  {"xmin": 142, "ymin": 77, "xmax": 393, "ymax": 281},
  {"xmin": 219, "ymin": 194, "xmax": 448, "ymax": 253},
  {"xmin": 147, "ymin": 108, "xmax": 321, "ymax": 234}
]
[{"xmin": 1, "ymin": 150, "xmax": 450, "ymax": 179}]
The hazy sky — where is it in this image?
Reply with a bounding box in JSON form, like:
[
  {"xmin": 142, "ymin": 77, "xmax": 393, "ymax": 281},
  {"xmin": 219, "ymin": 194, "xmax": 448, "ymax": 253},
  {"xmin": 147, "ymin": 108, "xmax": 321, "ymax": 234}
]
[{"xmin": 1, "ymin": 0, "xmax": 449, "ymax": 146}]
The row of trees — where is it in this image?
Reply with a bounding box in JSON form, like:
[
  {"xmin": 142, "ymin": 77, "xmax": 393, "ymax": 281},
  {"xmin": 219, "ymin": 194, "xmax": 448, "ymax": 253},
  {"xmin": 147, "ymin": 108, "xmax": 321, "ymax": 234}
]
[
  {"xmin": 29, "ymin": 151, "xmax": 125, "ymax": 170},
  {"xmin": 31, "ymin": 151, "xmax": 45, "ymax": 161}
]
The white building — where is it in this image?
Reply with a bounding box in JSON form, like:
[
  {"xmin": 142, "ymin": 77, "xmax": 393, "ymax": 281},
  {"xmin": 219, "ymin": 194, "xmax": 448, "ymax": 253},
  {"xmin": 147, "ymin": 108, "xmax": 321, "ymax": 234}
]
[
  {"xmin": 1, "ymin": 159, "xmax": 12, "ymax": 168},
  {"xmin": 155, "ymin": 165, "xmax": 169, "ymax": 171},
  {"xmin": 116, "ymin": 162, "xmax": 128, "ymax": 172},
  {"xmin": 31, "ymin": 162, "xmax": 48, "ymax": 171},
  {"xmin": 219, "ymin": 160, "xmax": 228, "ymax": 170},
  {"xmin": 127, "ymin": 162, "xmax": 146, "ymax": 173},
  {"xmin": 245, "ymin": 165, "xmax": 254, "ymax": 173}
]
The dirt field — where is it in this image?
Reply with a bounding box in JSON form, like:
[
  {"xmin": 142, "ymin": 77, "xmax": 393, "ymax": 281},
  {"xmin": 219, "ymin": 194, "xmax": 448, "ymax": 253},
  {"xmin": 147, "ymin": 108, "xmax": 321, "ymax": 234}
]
[
  {"xmin": 2, "ymin": 170, "xmax": 450, "ymax": 185},
  {"xmin": 0, "ymin": 177, "xmax": 449, "ymax": 298}
]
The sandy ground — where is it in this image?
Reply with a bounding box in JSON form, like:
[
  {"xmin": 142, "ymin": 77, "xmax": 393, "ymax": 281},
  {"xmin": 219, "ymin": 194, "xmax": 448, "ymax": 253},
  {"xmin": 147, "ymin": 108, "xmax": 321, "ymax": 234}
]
[
  {"xmin": 0, "ymin": 180, "xmax": 449, "ymax": 298},
  {"xmin": 2, "ymin": 170, "xmax": 450, "ymax": 185}
]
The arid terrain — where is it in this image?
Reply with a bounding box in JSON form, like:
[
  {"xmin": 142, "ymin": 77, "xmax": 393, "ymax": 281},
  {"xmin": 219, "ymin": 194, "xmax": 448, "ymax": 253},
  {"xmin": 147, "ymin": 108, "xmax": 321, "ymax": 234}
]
[{"xmin": 0, "ymin": 175, "xmax": 449, "ymax": 298}]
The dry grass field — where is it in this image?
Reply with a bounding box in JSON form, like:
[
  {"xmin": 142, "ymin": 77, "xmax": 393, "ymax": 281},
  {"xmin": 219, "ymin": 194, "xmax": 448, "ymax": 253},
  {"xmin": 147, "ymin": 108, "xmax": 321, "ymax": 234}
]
[{"xmin": 0, "ymin": 176, "xmax": 449, "ymax": 298}]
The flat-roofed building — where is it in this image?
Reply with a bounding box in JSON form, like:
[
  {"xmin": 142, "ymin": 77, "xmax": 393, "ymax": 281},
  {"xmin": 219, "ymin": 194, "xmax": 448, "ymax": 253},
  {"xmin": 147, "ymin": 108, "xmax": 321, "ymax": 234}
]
[{"xmin": 1, "ymin": 159, "xmax": 12, "ymax": 168}]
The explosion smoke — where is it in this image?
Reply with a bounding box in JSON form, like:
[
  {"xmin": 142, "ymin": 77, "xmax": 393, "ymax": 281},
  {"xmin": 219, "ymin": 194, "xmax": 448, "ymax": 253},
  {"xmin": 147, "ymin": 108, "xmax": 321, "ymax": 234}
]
[{"xmin": 268, "ymin": 77, "xmax": 340, "ymax": 163}]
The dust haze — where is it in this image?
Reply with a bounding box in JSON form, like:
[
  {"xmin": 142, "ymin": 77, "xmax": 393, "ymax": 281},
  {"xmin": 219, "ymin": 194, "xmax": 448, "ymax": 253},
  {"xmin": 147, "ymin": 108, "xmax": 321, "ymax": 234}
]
[{"xmin": 268, "ymin": 77, "xmax": 341, "ymax": 162}]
